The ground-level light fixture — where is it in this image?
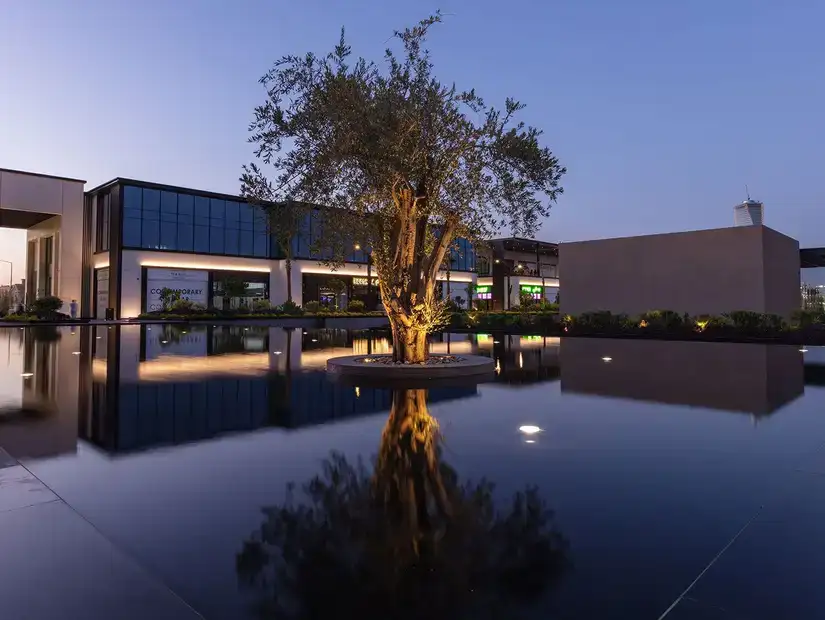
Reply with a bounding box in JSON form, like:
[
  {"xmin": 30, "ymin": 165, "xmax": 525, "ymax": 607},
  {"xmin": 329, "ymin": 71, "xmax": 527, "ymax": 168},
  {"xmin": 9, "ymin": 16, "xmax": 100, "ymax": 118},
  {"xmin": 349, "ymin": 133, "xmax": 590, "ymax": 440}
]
[
  {"xmin": 519, "ymin": 425, "xmax": 542, "ymax": 435},
  {"xmin": 525, "ymin": 439, "xmax": 536, "ymax": 444},
  {"xmin": 72, "ymin": 352, "xmax": 81, "ymax": 356},
  {"xmin": 354, "ymin": 243, "xmax": 361, "ymax": 250},
  {"xmin": 800, "ymin": 348, "xmax": 809, "ymax": 353},
  {"xmin": 273, "ymin": 351, "xmax": 282, "ymax": 355},
  {"xmin": 21, "ymin": 373, "xmax": 33, "ymax": 378},
  {"xmin": 602, "ymin": 356, "xmax": 612, "ymax": 362}
]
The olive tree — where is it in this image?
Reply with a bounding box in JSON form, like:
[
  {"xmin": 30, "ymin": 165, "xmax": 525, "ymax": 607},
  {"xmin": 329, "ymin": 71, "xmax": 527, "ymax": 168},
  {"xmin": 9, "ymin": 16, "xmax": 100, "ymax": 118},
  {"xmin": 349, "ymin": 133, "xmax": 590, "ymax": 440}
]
[{"xmin": 241, "ymin": 12, "xmax": 565, "ymax": 362}]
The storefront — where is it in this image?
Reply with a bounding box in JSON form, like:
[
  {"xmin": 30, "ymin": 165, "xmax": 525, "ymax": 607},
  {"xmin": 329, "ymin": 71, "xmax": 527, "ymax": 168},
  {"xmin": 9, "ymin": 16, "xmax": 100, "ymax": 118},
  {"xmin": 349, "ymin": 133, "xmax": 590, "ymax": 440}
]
[
  {"xmin": 302, "ymin": 273, "xmax": 379, "ymax": 309},
  {"xmin": 141, "ymin": 267, "xmax": 269, "ymax": 313}
]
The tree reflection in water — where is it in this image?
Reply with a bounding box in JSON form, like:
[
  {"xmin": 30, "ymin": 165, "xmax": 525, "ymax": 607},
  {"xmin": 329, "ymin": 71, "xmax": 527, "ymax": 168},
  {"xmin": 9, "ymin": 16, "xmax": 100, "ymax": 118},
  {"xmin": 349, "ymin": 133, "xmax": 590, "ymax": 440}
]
[{"xmin": 237, "ymin": 388, "xmax": 569, "ymax": 619}]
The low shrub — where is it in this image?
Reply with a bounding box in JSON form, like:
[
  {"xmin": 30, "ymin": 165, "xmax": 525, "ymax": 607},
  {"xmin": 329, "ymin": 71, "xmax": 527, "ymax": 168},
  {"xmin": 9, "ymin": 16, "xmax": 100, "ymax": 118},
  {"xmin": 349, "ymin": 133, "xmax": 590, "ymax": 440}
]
[
  {"xmin": 2, "ymin": 313, "xmax": 38, "ymax": 322},
  {"xmin": 303, "ymin": 300, "xmax": 320, "ymax": 313},
  {"xmin": 251, "ymin": 299, "xmax": 274, "ymax": 313},
  {"xmin": 347, "ymin": 299, "xmax": 366, "ymax": 313},
  {"xmin": 169, "ymin": 299, "xmax": 207, "ymax": 314},
  {"xmin": 279, "ymin": 300, "xmax": 304, "ymax": 315},
  {"xmin": 639, "ymin": 310, "xmax": 686, "ymax": 331},
  {"xmin": 723, "ymin": 310, "xmax": 786, "ymax": 334},
  {"xmin": 28, "ymin": 296, "xmax": 63, "ymax": 317},
  {"xmin": 792, "ymin": 309, "xmax": 825, "ymax": 328}
]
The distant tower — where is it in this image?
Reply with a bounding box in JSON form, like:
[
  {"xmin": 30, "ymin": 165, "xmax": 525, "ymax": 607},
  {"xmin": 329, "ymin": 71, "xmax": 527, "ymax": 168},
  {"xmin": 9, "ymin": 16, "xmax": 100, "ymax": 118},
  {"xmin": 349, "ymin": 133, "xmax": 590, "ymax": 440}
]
[{"xmin": 734, "ymin": 189, "xmax": 764, "ymax": 226}]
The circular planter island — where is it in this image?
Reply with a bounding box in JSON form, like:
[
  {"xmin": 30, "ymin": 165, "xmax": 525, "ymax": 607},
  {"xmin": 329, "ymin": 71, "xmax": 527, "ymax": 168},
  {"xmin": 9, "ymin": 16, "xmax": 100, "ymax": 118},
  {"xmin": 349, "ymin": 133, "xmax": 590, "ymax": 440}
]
[{"xmin": 327, "ymin": 353, "xmax": 495, "ymax": 382}]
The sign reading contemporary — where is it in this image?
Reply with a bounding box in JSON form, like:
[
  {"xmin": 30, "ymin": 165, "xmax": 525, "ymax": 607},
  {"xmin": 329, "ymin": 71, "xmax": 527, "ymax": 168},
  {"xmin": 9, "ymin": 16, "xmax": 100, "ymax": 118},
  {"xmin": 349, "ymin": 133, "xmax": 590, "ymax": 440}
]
[{"xmin": 145, "ymin": 268, "xmax": 209, "ymax": 312}]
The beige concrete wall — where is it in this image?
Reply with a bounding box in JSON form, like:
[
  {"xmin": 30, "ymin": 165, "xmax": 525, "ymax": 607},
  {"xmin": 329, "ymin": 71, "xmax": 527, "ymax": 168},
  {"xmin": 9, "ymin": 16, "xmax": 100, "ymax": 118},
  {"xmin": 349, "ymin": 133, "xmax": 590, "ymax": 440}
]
[
  {"xmin": 762, "ymin": 226, "xmax": 801, "ymax": 317},
  {"xmin": 559, "ymin": 338, "xmax": 803, "ymax": 416},
  {"xmin": 559, "ymin": 226, "xmax": 800, "ymax": 318},
  {"xmin": 0, "ymin": 170, "xmax": 84, "ymax": 312}
]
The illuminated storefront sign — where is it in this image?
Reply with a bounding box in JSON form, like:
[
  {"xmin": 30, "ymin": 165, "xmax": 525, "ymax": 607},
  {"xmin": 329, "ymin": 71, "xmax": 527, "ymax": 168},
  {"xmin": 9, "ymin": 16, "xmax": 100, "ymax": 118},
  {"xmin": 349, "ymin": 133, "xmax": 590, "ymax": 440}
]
[
  {"xmin": 476, "ymin": 285, "xmax": 492, "ymax": 300},
  {"xmin": 145, "ymin": 268, "xmax": 209, "ymax": 312},
  {"xmin": 352, "ymin": 277, "xmax": 378, "ymax": 286},
  {"xmin": 520, "ymin": 284, "xmax": 542, "ymax": 300}
]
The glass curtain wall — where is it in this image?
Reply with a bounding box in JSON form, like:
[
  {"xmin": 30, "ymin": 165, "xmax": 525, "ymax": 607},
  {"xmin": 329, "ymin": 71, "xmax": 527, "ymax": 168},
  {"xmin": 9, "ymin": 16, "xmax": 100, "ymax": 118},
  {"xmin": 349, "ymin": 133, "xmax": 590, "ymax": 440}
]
[{"xmin": 122, "ymin": 185, "xmax": 269, "ymax": 258}]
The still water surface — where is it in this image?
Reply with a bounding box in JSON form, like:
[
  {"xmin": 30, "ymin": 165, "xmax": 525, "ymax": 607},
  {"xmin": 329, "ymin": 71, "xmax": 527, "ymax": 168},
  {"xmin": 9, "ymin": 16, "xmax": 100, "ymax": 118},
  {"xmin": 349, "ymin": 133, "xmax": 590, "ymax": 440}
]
[{"xmin": 1, "ymin": 324, "xmax": 824, "ymax": 619}]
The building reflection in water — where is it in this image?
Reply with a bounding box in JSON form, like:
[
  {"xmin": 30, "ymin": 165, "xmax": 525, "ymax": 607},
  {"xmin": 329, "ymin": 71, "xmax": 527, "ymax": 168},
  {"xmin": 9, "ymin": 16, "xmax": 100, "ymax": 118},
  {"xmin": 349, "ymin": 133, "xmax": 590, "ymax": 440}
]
[
  {"xmin": 560, "ymin": 338, "xmax": 805, "ymax": 417},
  {"xmin": 236, "ymin": 386, "xmax": 570, "ymax": 618},
  {"xmin": 80, "ymin": 325, "xmax": 487, "ymax": 455},
  {"xmin": 0, "ymin": 326, "xmax": 82, "ymax": 459}
]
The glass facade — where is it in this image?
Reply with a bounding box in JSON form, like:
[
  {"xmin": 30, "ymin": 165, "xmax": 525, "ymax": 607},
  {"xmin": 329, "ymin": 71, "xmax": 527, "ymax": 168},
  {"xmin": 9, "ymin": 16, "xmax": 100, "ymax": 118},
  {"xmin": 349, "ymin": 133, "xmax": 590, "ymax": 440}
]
[
  {"xmin": 99, "ymin": 182, "xmax": 475, "ymax": 271},
  {"xmin": 449, "ymin": 237, "xmax": 476, "ymax": 272},
  {"xmin": 122, "ymin": 185, "xmax": 269, "ymax": 258},
  {"xmin": 94, "ymin": 190, "xmax": 111, "ymax": 253}
]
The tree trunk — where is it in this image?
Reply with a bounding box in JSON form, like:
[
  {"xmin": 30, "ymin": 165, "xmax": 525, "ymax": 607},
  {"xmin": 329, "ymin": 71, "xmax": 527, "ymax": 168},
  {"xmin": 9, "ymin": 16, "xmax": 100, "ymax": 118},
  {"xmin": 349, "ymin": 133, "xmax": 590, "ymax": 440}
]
[
  {"xmin": 389, "ymin": 317, "xmax": 429, "ymax": 363},
  {"xmin": 285, "ymin": 258, "xmax": 292, "ymax": 303}
]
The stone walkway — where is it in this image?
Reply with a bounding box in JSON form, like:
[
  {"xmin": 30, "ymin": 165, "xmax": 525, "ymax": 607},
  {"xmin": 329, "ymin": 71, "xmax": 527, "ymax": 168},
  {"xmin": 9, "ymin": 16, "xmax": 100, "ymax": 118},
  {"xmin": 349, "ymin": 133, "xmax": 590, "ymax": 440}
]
[{"xmin": 0, "ymin": 448, "xmax": 202, "ymax": 620}]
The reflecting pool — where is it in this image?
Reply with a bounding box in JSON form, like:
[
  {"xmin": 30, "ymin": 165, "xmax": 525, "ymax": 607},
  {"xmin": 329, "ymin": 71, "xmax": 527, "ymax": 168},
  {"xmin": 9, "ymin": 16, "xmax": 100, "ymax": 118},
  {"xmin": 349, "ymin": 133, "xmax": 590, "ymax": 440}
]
[{"xmin": 1, "ymin": 325, "xmax": 824, "ymax": 619}]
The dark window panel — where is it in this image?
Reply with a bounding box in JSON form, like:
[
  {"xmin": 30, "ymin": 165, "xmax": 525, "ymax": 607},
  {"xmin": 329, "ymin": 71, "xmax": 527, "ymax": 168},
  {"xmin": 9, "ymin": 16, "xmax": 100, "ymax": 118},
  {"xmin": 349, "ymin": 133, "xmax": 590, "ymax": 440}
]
[
  {"xmin": 178, "ymin": 194, "xmax": 194, "ymax": 223},
  {"xmin": 210, "ymin": 198, "xmax": 225, "ymax": 218},
  {"xmin": 210, "ymin": 226, "xmax": 225, "ymax": 253},
  {"xmin": 160, "ymin": 222, "xmax": 177, "ymax": 250},
  {"xmin": 194, "ymin": 197, "xmax": 209, "ymax": 225},
  {"xmin": 142, "ymin": 220, "xmax": 160, "ymax": 249},
  {"xmin": 224, "ymin": 228, "xmax": 239, "ymax": 255},
  {"xmin": 123, "ymin": 185, "xmax": 142, "ymax": 211},
  {"xmin": 143, "ymin": 209, "xmax": 160, "ymax": 222},
  {"xmin": 239, "ymin": 202, "xmax": 254, "ymax": 223},
  {"xmin": 239, "ymin": 231, "xmax": 254, "ymax": 255},
  {"xmin": 254, "ymin": 233, "xmax": 267, "ymax": 257},
  {"xmin": 194, "ymin": 225, "xmax": 210, "ymax": 253},
  {"xmin": 123, "ymin": 218, "xmax": 142, "ymax": 247},
  {"xmin": 225, "ymin": 201, "xmax": 240, "ymax": 224},
  {"xmin": 161, "ymin": 191, "xmax": 177, "ymax": 214},
  {"xmin": 143, "ymin": 189, "xmax": 160, "ymax": 211},
  {"xmin": 177, "ymin": 224, "xmax": 194, "ymax": 251}
]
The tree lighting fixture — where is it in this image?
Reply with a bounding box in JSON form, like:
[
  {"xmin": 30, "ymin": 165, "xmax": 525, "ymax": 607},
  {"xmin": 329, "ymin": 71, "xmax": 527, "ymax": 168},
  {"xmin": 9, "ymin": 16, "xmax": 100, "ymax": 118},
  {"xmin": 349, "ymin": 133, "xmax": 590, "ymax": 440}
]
[{"xmin": 518, "ymin": 425, "xmax": 542, "ymax": 435}]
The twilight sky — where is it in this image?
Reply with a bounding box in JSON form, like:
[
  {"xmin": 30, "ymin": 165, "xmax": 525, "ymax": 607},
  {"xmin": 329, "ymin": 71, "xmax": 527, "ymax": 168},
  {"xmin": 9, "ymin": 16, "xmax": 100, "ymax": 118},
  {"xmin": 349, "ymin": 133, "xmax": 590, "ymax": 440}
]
[{"xmin": 1, "ymin": 0, "xmax": 824, "ymax": 282}]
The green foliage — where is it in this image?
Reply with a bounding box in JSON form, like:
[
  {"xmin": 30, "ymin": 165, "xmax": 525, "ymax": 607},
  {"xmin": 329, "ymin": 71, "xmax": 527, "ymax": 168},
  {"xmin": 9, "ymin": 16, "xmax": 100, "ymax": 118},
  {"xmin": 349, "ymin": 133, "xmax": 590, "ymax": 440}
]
[
  {"xmin": 723, "ymin": 310, "xmax": 786, "ymax": 333},
  {"xmin": 169, "ymin": 299, "xmax": 207, "ymax": 314},
  {"xmin": 29, "ymin": 296, "xmax": 63, "ymax": 315},
  {"xmin": 2, "ymin": 313, "xmax": 37, "ymax": 322},
  {"xmin": 158, "ymin": 288, "xmax": 181, "ymax": 311},
  {"xmin": 240, "ymin": 13, "xmax": 565, "ymax": 356},
  {"xmin": 347, "ymin": 299, "xmax": 366, "ymax": 313},
  {"xmin": 251, "ymin": 299, "xmax": 274, "ymax": 313},
  {"xmin": 639, "ymin": 310, "xmax": 686, "ymax": 330},
  {"xmin": 303, "ymin": 300, "xmax": 320, "ymax": 313},
  {"xmin": 792, "ymin": 309, "xmax": 825, "ymax": 328},
  {"xmin": 278, "ymin": 300, "xmax": 304, "ymax": 315},
  {"xmin": 443, "ymin": 298, "xmax": 460, "ymax": 313}
]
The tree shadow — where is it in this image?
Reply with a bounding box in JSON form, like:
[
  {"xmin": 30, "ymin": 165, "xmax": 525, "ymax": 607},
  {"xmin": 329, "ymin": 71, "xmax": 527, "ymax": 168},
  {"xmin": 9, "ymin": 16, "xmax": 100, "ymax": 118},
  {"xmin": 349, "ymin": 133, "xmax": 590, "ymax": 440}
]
[{"xmin": 237, "ymin": 388, "xmax": 570, "ymax": 619}]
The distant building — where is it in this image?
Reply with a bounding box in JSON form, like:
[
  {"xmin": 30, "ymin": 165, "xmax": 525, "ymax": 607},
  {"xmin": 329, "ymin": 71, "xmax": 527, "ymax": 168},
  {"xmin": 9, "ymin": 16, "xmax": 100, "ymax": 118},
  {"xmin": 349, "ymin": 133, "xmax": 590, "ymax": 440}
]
[{"xmin": 734, "ymin": 199, "xmax": 764, "ymax": 226}]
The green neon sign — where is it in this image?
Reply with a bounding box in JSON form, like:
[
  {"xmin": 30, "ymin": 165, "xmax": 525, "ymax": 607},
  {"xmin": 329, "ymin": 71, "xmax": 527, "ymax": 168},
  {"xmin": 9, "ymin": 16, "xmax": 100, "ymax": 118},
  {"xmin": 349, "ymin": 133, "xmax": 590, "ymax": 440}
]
[
  {"xmin": 520, "ymin": 285, "xmax": 542, "ymax": 294},
  {"xmin": 476, "ymin": 286, "xmax": 490, "ymax": 294}
]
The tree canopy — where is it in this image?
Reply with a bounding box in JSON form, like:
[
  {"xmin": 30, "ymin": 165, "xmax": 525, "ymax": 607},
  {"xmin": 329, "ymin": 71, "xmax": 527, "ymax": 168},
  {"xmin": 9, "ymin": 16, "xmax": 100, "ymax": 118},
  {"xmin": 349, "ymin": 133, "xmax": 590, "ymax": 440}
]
[{"xmin": 241, "ymin": 12, "xmax": 566, "ymax": 361}]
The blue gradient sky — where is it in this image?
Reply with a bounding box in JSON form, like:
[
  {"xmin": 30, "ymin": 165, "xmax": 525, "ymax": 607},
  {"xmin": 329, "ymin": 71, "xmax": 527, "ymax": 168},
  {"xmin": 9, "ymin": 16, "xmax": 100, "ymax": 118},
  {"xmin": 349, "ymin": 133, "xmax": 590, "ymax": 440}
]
[{"xmin": 1, "ymin": 0, "xmax": 824, "ymax": 278}]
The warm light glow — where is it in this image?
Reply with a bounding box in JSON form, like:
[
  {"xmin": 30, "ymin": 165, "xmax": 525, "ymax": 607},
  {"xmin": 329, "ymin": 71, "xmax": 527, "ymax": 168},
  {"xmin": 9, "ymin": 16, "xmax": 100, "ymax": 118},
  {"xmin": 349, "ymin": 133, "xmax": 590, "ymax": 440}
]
[
  {"xmin": 311, "ymin": 339, "xmax": 318, "ymax": 342},
  {"xmin": 518, "ymin": 352, "xmax": 523, "ymax": 368},
  {"xmin": 639, "ymin": 319, "xmax": 649, "ymax": 328},
  {"xmin": 273, "ymin": 351, "xmax": 282, "ymax": 355},
  {"xmin": 495, "ymin": 359, "xmax": 501, "ymax": 375},
  {"xmin": 72, "ymin": 351, "xmax": 81, "ymax": 356},
  {"xmin": 602, "ymin": 356, "xmax": 612, "ymax": 362},
  {"xmin": 800, "ymin": 348, "xmax": 809, "ymax": 353},
  {"xmin": 140, "ymin": 261, "xmax": 270, "ymax": 273},
  {"xmin": 355, "ymin": 386, "xmax": 360, "ymax": 398},
  {"xmin": 493, "ymin": 340, "xmax": 501, "ymax": 344},
  {"xmin": 695, "ymin": 319, "xmax": 708, "ymax": 332},
  {"xmin": 519, "ymin": 425, "xmax": 542, "ymax": 435},
  {"xmin": 494, "ymin": 259, "xmax": 500, "ymax": 263},
  {"xmin": 21, "ymin": 373, "xmax": 33, "ymax": 378},
  {"xmin": 525, "ymin": 439, "xmax": 536, "ymax": 444},
  {"xmin": 517, "ymin": 264, "xmax": 523, "ymax": 269},
  {"xmin": 354, "ymin": 243, "xmax": 361, "ymax": 250}
]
